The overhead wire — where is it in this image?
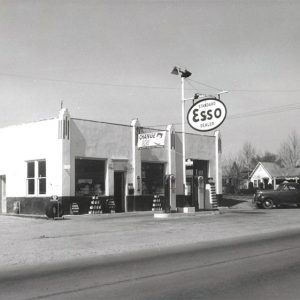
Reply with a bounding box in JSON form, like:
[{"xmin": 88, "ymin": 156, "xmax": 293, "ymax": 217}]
[
  {"xmin": 187, "ymin": 78, "xmax": 224, "ymax": 92},
  {"xmin": 145, "ymin": 102, "xmax": 300, "ymax": 128},
  {"xmin": 1, "ymin": 71, "xmax": 300, "ymax": 93},
  {"xmin": 0, "ymin": 72, "xmax": 179, "ymax": 90}
]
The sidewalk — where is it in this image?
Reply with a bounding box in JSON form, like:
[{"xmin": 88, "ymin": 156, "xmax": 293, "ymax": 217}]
[{"xmin": 1, "ymin": 207, "xmax": 300, "ymax": 271}]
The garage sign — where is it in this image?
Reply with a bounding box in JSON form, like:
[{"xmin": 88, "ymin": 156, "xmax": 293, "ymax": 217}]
[
  {"xmin": 138, "ymin": 131, "xmax": 166, "ymax": 149},
  {"xmin": 187, "ymin": 98, "xmax": 227, "ymax": 132}
]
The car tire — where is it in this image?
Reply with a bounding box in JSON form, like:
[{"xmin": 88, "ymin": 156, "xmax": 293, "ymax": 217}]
[{"xmin": 262, "ymin": 198, "xmax": 274, "ymax": 209}]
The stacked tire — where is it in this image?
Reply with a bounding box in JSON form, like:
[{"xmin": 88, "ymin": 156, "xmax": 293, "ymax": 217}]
[{"xmin": 45, "ymin": 201, "xmax": 63, "ymax": 219}]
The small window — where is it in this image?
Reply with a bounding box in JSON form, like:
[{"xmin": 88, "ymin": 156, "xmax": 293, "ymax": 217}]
[
  {"xmin": 38, "ymin": 161, "xmax": 46, "ymax": 178},
  {"xmin": 27, "ymin": 162, "xmax": 35, "ymax": 178},
  {"xmin": 27, "ymin": 160, "xmax": 46, "ymax": 195},
  {"xmin": 28, "ymin": 178, "xmax": 35, "ymax": 195},
  {"xmin": 27, "ymin": 161, "xmax": 35, "ymax": 195},
  {"xmin": 39, "ymin": 178, "xmax": 46, "ymax": 194}
]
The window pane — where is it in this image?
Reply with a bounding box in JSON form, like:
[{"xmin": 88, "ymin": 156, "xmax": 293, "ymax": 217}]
[
  {"xmin": 142, "ymin": 163, "xmax": 164, "ymax": 195},
  {"xmin": 28, "ymin": 179, "xmax": 35, "ymax": 194},
  {"xmin": 39, "ymin": 178, "xmax": 46, "ymax": 194},
  {"xmin": 75, "ymin": 159, "xmax": 105, "ymax": 196},
  {"xmin": 38, "ymin": 161, "xmax": 46, "ymax": 177},
  {"xmin": 27, "ymin": 162, "xmax": 35, "ymax": 178}
]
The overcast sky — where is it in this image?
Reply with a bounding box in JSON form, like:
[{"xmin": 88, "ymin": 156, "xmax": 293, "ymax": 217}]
[{"xmin": 1, "ymin": 0, "xmax": 300, "ymax": 157}]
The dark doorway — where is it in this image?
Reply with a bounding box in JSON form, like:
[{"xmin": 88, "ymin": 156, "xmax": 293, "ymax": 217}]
[
  {"xmin": 114, "ymin": 172, "xmax": 125, "ymax": 212},
  {"xmin": 186, "ymin": 160, "xmax": 208, "ymax": 210},
  {"xmin": 0, "ymin": 175, "xmax": 6, "ymax": 214}
]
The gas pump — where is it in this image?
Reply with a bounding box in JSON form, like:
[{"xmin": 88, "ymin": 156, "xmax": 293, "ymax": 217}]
[
  {"xmin": 197, "ymin": 175, "xmax": 205, "ymax": 210},
  {"xmin": 164, "ymin": 174, "xmax": 176, "ymax": 212}
]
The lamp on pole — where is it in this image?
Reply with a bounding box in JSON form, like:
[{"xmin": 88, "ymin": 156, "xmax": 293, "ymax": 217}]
[{"xmin": 171, "ymin": 66, "xmax": 192, "ymax": 196}]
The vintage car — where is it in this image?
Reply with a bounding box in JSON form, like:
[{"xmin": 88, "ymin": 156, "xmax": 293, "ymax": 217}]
[{"xmin": 253, "ymin": 182, "xmax": 300, "ymax": 209}]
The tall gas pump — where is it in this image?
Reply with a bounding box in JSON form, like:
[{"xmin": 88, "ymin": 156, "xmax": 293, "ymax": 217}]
[
  {"xmin": 197, "ymin": 175, "xmax": 205, "ymax": 210},
  {"xmin": 164, "ymin": 174, "xmax": 176, "ymax": 212}
]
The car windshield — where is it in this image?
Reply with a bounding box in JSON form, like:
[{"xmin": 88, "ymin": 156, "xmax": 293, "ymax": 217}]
[
  {"xmin": 276, "ymin": 184, "xmax": 300, "ymax": 191},
  {"xmin": 276, "ymin": 185, "xmax": 286, "ymax": 191}
]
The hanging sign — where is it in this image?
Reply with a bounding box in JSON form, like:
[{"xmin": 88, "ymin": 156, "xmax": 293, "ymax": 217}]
[
  {"xmin": 187, "ymin": 98, "xmax": 227, "ymax": 132},
  {"xmin": 138, "ymin": 131, "xmax": 166, "ymax": 149}
]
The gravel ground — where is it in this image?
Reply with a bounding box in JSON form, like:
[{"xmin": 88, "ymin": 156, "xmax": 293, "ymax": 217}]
[{"xmin": 1, "ymin": 206, "xmax": 300, "ymax": 271}]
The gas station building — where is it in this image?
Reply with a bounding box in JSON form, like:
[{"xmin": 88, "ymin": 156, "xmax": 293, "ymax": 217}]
[{"xmin": 0, "ymin": 108, "xmax": 222, "ymax": 215}]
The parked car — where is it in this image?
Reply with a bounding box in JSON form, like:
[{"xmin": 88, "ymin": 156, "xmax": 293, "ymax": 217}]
[{"xmin": 253, "ymin": 182, "xmax": 300, "ymax": 209}]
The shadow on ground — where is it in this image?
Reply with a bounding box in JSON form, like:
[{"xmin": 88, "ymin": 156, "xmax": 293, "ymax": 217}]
[{"xmin": 219, "ymin": 198, "xmax": 247, "ymax": 208}]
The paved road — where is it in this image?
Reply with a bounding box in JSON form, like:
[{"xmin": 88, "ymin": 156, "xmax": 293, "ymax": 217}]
[{"xmin": 1, "ymin": 227, "xmax": 300, "ymax": 300}]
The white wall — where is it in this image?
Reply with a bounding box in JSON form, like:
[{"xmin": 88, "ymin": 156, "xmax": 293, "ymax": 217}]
[
  {"xmin": 250, "ymin": 164, "xmax": 271, "ymax": 185},
  {"xmin": 250, "ymin": 165, "xmax": 270, "ymax": 180},
  {"xmin": 70, "ymin": 119, "xmax": 132, "ymax": 196},
  {"xmin": 0, "ymin": 119, "xmax": 62, "ymax": 197}
]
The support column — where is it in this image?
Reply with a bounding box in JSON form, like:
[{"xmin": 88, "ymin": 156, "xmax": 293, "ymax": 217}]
[
  {"xmin": 130, "ymin": 119, "xmax": 141, "ymax": 196},
  {"xmin": 167, "ymin": 125, "xmax": 176, "ymax": 211},
  {"xmin": 214, "ymin": 130, "xmax": 222, "ymax": 195},
  {"xmin": 58, "ymin": 108, "xmax": 71, "ymax": 197}
]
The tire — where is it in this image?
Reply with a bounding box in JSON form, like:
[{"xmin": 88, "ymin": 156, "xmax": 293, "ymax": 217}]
[
  {"xmin": 45, "ymin": 202, "xmax": 64, "ymax": 218},
  {"xmin": 262, "ymin": 198, "xmax": 274, "ymax": 209}
]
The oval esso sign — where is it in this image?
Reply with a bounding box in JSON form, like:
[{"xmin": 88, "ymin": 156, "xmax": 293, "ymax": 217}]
[{"xmin": 187, "ymin": 98, "xmax": 227, "ymax": 132}]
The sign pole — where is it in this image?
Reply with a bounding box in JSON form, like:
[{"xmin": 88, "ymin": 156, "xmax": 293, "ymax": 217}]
[
  {"xmin": 171, "ymin": 66, "xmax": 193, "ymax": 197},
  {"xmin": 181, "ymin": 77, "xmax": 187, "ymax": 196}
]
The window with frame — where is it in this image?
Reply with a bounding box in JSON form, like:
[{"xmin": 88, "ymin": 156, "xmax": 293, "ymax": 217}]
[
  {"xmin": 141, "ymin": 162, "xmax": 165, "ymax": 195},
  {"xmin": 27, "ymin": 160, "xmax": 46, "ymax": 195},
  {"xmin": 75, "ymin": 158, "xmax": 105, "ymax": 196}
]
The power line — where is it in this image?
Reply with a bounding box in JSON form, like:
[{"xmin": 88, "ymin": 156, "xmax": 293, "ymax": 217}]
[
  {"xmin": 0, "ymin": 72, "xmax": 179, "ymax": 90},
  {"xmin": 2, "ymin": 71, "xmax": 300, "ymax": 93},
  {"xmin": 187, "ymin": 78, "xmax": 224, "ymax": 92},
  {"xmin": 228, "ymin": 104, "xmax": 300, "ymax": 119},
  {"xmin": 187, "ymin": 78, "xmax": 300, "ymax": 93},
  {"xmin": 228, "ymin": 89, "xmax": 300, "ymax": 93},
  {"xmin": 145, "ymin": 102, "xmax": 300, "ymax": 128}
]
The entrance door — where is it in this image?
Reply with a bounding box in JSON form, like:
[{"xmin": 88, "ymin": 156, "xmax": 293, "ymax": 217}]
[
  {"xmin": 114, "ymin": 172, "xmax": 125, "ymax": 212},
  {"xmin": 0, "ymin": 176, "xmax": 6, "ymax": 214},
  {"xmin": 186, "ymin": 160, "xmax": 208, "ymax": 210}
]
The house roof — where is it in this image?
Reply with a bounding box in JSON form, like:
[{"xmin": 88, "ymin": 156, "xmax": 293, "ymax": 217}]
[
  {"xmin": 250, "ymin": 162, "xmax": 300, "ymax": 179},
  {"xmin": 284, "ymin": 167, "xmax": 300, "ymax": 178},
  {"xmin": 260, "ymin": 162, "xmax": 284, "ymax": 177}
]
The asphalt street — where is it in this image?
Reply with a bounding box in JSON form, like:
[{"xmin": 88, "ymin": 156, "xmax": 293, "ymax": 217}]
[
  {"xmin": 1, "ymin": 228, "xmax": 300, "ymax": 300},
  {"xmin": 1, "ymin": 204, "xmax": 300, "ymax": 299}
]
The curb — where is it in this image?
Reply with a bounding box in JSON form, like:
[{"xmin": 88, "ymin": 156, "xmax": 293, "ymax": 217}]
[
  {"xmin": 1, "ymin": 213, "xmax": 48, "ymax": 219},
  {"xmin": 1, "ymin": 210, "xmax": 221, "ymax": 220}
]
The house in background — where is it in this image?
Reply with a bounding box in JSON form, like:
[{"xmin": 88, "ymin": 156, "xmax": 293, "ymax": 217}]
[{"xmin": 249, "ymin": 162, "xmax": 300, "ymax": 190}]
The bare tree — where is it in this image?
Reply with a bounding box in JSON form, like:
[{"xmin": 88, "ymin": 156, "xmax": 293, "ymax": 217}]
[
  {"xmin": 222, "ymin": 154, "xmax": 244, "ymax": 192},
  {"xmin": 278, "ymin": 130, "xmax": 300, "ymax": 168},
  {"xmin": 253, "ymin": 151, "xmax": 278, "ymax": 164},
  {"xmin": 239, "ymin": 142, "xmax": 256, "ymax": 176}
]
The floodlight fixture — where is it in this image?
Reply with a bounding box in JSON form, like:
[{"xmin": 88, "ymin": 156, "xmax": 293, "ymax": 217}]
[
  {"xmin": 171, "ymin": 66, "xmax": 192, "ymax": 78},
  {"xmin": 193, "ymin": 93, "xmax": 206, "ymax": 100},
  {"xmin": 217, "ymin": 90, "xmax": 228, "ymax": 96}
]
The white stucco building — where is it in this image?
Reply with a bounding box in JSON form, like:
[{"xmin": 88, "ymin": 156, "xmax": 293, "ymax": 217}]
[{"xmin": 0, "ymin": 108, "xmax": 222, "ymax": 215}]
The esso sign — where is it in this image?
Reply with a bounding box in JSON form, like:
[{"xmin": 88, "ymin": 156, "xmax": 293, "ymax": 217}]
[{"xmin": 187, "ymin": 98, "xmax": 227, "ymax": 132}]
